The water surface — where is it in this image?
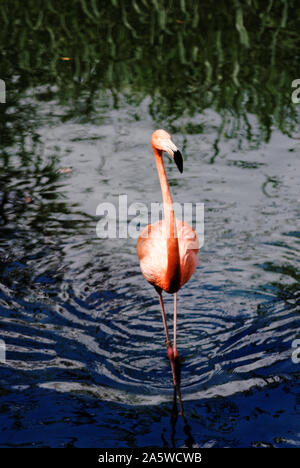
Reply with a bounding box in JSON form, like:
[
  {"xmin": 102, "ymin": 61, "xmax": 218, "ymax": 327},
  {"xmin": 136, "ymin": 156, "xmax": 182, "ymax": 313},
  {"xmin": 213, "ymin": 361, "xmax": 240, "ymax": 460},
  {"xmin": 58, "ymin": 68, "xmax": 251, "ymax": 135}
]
[{"xmin": 0, "ymin": 0, "xmax": 299, "ymax": 448}]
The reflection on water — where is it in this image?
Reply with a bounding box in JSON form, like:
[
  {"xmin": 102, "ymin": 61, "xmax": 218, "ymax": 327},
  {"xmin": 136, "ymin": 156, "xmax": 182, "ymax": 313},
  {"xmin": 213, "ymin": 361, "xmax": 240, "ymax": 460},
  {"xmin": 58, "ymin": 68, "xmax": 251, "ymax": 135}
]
[{"xmin": 0, "ymin": 0, "xmax": 300, "ymax": 448}]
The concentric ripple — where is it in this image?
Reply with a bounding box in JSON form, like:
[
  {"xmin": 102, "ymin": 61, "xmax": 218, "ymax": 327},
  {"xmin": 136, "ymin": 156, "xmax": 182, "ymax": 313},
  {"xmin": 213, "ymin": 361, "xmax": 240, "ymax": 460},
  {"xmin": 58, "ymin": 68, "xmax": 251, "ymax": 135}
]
[{"xmin": 0, "ymin": 95, "xmax": 299, "ymax": 447}]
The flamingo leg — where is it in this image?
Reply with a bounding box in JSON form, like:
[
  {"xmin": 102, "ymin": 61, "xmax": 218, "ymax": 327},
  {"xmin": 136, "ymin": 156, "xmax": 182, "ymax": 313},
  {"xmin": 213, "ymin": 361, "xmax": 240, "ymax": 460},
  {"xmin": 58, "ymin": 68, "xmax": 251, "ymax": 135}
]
[
  {"xmin": 173, "ymin": 292, "xmax": 181, "ymax": 390},
  {"xmin": 156, "ymin": 289, "xmax": 177, "ymax": 387},
  {"xmin": 157, "ymin": 289, "xmax": 172, "ymax": 349},
  {"xmin": 173, "ymin": 292, "xmax": 178, "ymax": 358}
]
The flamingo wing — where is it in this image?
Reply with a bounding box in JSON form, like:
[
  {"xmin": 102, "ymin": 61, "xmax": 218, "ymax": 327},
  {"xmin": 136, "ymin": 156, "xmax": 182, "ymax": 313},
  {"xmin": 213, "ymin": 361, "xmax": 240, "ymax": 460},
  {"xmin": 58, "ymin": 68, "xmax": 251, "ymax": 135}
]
[
  {"xmin": 177, "ymin": 220, "xmax": 199, "ymax": 288},
  {"xmin": 137, "ymin": 221, "xmax": 168, "ymax": 290}
]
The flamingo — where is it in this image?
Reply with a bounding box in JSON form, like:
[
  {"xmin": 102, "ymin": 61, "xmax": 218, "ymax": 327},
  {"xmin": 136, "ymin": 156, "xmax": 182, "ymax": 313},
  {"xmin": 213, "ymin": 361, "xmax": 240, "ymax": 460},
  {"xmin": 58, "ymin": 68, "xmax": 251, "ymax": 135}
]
[{"xmin": 137, "ymin": 129, "xmax": 199, "ymax": 390}]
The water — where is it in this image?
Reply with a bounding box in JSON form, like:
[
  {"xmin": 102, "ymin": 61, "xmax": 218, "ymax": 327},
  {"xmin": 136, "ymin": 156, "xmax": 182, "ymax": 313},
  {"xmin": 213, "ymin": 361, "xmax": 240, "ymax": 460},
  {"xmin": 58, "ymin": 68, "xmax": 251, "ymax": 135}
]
[{"xmin": 0, "ymin": 1, "xmax": 300, "ymax": 448}]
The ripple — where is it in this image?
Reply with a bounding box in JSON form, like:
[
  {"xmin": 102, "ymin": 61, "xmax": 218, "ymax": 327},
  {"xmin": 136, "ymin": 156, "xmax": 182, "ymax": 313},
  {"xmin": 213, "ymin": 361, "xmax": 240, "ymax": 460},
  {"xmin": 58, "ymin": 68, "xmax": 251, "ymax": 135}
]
[{"xmin": 1, "ymin": 92, "xmax": 300, "ymax": 447}]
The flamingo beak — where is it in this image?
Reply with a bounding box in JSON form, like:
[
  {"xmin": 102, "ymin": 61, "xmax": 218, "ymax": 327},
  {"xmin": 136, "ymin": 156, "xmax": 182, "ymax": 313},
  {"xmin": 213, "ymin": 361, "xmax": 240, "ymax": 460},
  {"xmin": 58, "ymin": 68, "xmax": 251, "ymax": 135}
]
[
  {"xmin": 173, "ymin": 150, "xmax": 183, "ymax": 173},
  {"xmin": 159, "ymin": 138, "xmax": 183, "ymax": 173}
]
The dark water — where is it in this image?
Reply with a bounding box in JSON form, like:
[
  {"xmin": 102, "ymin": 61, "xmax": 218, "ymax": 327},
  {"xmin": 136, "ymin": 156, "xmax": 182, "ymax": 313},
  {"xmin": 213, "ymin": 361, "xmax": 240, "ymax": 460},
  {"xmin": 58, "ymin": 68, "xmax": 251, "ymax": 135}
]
[{"xmin": 0, "ymin": 1, "xmax": 300, "ymax": 448}]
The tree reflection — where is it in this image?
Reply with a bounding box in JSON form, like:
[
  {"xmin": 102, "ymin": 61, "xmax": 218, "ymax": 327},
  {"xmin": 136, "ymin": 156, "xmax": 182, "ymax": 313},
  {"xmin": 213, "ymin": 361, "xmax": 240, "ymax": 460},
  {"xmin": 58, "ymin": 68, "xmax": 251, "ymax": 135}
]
[{"xmin": 0, "ymin": 0, "xmax": 299, "ymax": 145}]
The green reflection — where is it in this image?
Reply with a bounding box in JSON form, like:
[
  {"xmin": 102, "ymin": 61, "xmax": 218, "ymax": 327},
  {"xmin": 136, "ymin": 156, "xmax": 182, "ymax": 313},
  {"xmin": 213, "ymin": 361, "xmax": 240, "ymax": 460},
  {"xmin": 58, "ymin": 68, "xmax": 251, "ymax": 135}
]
[{"xmin": 0, "ymin": 0, "xmax": 299, "ymax": 144}]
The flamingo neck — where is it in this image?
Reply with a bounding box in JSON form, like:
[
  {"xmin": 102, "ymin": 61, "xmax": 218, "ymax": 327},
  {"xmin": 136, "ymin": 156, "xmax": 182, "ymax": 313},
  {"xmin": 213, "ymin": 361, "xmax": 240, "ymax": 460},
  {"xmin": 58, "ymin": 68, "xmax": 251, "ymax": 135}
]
[
  {"xmin": 153, "ymin": 147, "xmax": 173, "ymax": 222},
  {"xmin": 153, "ymin": 146, "xmax": 180, "ymax": 292}
]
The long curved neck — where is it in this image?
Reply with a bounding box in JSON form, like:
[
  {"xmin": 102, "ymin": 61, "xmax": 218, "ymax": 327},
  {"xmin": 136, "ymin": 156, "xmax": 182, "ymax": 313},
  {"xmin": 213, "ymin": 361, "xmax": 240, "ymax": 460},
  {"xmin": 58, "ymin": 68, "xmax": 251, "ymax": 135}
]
[
  {"xmin": 153, "ymin": 147, "xmax": 174, "ymax": 226},
  {"xmin": 153, "ymin": 146, "xmax": 180, "ymax": 291}
]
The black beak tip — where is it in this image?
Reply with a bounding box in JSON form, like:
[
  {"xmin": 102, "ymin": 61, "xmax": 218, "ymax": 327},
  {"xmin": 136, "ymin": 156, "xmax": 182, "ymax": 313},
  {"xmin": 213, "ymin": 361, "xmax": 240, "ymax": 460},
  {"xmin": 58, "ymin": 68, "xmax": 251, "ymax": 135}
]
[{"xmin": 174, "ymin": 150, "xmax": 183, "ymax": 173}]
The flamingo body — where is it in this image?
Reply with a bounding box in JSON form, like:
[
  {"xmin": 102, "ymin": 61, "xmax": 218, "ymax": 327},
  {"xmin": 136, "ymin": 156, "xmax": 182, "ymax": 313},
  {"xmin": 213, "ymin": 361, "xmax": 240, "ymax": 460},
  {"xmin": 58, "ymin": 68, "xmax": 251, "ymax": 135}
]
[{"xmin": 137, "ymin": 219, "xmax": 199, "ymax": 293}]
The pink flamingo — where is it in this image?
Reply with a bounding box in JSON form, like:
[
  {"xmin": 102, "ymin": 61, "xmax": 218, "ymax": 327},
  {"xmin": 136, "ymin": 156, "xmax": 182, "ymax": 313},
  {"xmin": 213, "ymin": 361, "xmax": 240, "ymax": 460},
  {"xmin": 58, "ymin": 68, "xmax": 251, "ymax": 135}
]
[{"xmin": 137, "ymin": 130, "xmax": 199, "ymax": 388}]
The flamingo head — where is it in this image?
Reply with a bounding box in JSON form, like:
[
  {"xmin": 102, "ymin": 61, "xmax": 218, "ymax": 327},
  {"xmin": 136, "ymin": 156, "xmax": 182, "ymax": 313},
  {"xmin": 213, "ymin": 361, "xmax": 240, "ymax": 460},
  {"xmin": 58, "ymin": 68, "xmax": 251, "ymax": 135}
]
[{"xmin": 151, "ymin": 129, "xmax": 183, "ymax": 173}]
